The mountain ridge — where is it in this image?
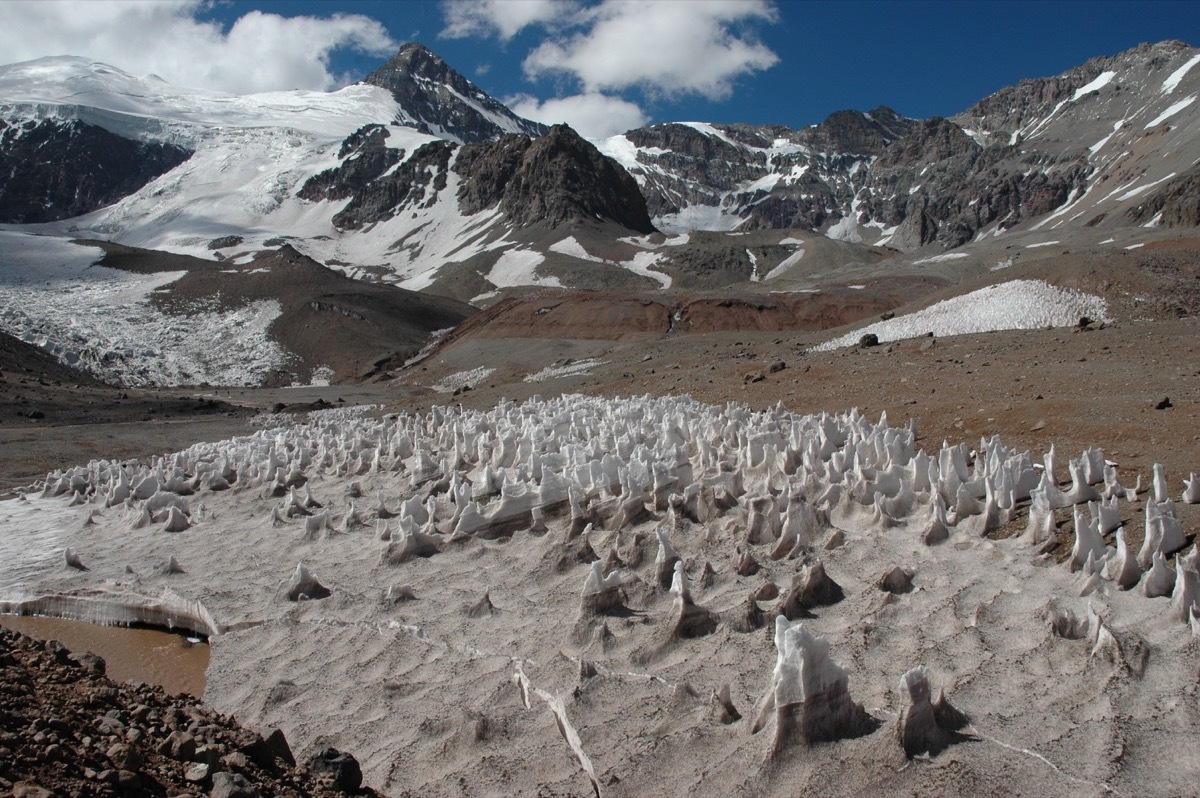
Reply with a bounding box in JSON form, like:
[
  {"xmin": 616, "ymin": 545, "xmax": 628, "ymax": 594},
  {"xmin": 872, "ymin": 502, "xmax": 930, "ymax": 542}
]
[{"xmin": 0, "ymin": 39, "xmax": 1196, "ymax": 301}]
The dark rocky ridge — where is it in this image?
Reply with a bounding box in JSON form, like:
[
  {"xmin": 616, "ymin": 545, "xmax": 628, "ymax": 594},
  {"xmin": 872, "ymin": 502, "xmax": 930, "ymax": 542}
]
[
  {"xmin": 618, "ymin": 40, "xmax": 1200, "ymax": 249},
  {"xmin": 457, "ymin": 124, "xmax": 655, "ymax": 233},
  {"xmin": 360, "ymin": 42, "xmax": 546, "ymax": 144},
  {"xmin": 1123, "ymin": 162, "xmax": 1200, "ymax": 228},
  {"xmin": 297, "ymin": 125, "xmax": 405, "ymax": 204},
  {"xmin": 333, "ymin": 141, "xmax": 454, "ymax": 231},
  {"xmin": 306, "ymin": 122, "xmax": 655, "ymax": 236},
  {"xmin": 0, "ymin": 118, "xmax": 191, "ymax": 223},
  {"xmin": 621, "ymin": 109, "xmax": 919, "ymax": 230}
]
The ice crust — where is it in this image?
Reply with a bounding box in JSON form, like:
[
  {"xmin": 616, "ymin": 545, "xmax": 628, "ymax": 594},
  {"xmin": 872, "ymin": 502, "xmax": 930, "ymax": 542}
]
[{"xmin": 0, "ymin": 231, "xmax": 289, "ymax": 386}]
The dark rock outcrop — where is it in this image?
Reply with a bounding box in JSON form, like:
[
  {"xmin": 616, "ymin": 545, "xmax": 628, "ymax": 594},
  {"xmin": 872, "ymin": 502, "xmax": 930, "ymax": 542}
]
[
  {"xmin": 0, "ymin": 118, "xmax": 191, "ymax": 223},
  {"xmin": 331, "ymin": 140, "xmax": 454, "ymax": 230},
  {"xmin": 456, "ymin": 124, "xmax": 656, "ymax": 233},
  {"xmin": 298, "ymin": 125, "xmax": 405, "ymax": 204},
  {"xmin": 1124, "ymin": 162, "xmax": 1200, "ymax": 228}
]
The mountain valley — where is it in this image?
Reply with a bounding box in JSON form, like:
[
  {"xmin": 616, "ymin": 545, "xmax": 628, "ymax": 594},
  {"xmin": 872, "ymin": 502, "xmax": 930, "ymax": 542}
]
[{"xmin": 1, "ymin": 35, "xmax": 1199, "ymax": 798}]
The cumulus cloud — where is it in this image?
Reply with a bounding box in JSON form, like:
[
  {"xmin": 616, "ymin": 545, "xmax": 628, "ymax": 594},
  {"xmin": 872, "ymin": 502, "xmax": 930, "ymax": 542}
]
[
  {"xmin": 0, "ymin": 0, "xmax": 397, "ymax": 94},
  {"xmin": 441, "ymin": 0, "xmax": 579, "ymax": 41},
  {"xmin": 507, "ymin": 92, "xmax": 648, "ymax": 138},
  {"xmin": 523, "ymin": 0, "xmax": 779, "ymax": 99}
]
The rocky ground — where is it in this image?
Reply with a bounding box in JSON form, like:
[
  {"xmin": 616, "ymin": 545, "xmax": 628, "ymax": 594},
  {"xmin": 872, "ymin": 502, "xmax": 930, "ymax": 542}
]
[{"xmin": 0, "ymin": 625, "xmax": 376, "ymax": 797}]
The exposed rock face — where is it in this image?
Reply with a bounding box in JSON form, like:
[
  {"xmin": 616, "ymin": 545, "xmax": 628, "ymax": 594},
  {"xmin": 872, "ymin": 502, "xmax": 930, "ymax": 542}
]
[
  {"xmin": 297, "ymin": 125, "xmax": 405, "ymax": 203},
  {"xmin": 1123, "ymin": 162, "xmax": 1200, "ymax": 228},
  {"xmin": 305, "ymin": 121, "xmax": 654, "ymax": 235},
  {"xmin": 332, "ymin": 140, "xmax": 454, "ymax": 231},
  {"xmin": 609, "ymin": 40, "xmax": 1200, "ymax": 248},
  {"xmin": 298, "ymin": 123, "xmax": 457, "ymax": 231},
  {"xmin": 0, "ymin": 118, "xmax": 191, "ymax": 223},
  {"xmin": 360, "ymin": 43, "xmax": 545, "ymax": 144},
  {"xmin": 457, "ymin": 124, "xmax": 656, "ymax": 233},
  {"xmin": 618, "ymin": 110, "xmax": 916, "ymax": 233}
]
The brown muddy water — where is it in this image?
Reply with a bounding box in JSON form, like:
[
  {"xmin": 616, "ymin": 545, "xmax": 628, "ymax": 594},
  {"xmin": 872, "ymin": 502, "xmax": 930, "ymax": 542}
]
[{"xmin": 0, "ymin": 614, "xmax": 209, "ymax": 697}]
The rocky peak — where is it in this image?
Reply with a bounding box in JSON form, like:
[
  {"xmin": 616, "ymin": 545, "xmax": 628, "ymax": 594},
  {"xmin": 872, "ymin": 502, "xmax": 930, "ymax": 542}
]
[
  {"xmin": 953, "ymin": 39, "xmax": 1196, "ymax": 141},
  {"xmin": 360, "ymin": 43, "xmax": 546, "ymax": 144},
  {"xmin": 803, "ymin": 107, "xmax": 916, "ymax": 156},
  {"xmin": 626, "ymin": 123, "xmax": 749, "ymax": 162},
  {"xmin": 876, "ymin": 117, "xmax": 979, "ymax": 168},
  {"xmin": 456, "ymin": 124, "xmax": 656, "ymax": 234}
]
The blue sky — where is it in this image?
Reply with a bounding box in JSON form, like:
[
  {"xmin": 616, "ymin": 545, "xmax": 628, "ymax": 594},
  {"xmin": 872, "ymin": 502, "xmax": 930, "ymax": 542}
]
[{"xmin": 1, "ymin": 1, "xmax": 1196, "ymax": 137}]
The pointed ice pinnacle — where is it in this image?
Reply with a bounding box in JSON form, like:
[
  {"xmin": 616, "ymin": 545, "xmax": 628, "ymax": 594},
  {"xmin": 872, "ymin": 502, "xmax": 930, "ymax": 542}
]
[
  {"xmin": 465, "ymin": 588, "xmax": 497, "ymax": 618},
  {"xmin": 1182, "ymin": 473, "xmax": 1200, "ymax": 504},
  {"xmin": 736, "ymin": 549, "xmax": 761, "ymax": 576},
  {"xmin": 286, "ymin": 562, "xmax": 330, "ymax": 601},
  {"xmin": 158, "ymin": 555, "xmax": 186, "ymax": 575},
  {"xmin": 777, "ymin": 559, "xmax": 844, "ymax": 620},
  {"xmin": 304, "ymin": 508, "xmax": 331, "ymax": 540},
  {"xmin": 382, "ymin": 584, "xmax": 416, "ymax": 605},
  {"xmin": 1153, "ymin": 462, "xmax": 1169, "ymax": 503},
  {"xmin": 878, "ymin": 566, "xmax": 915, "ymax": 595},
  {"xmin": 1139, "ymin": 499, "xmax": 1186, "ymax": 567},
  {"xmin": 670, "ymin": 561, "xmax": 718, "ymax": 638},
  {"xmin": 163, "ymin": 505, "xmax": 191, "ymax": 533},
  {"xmin": 380, "ymin": 521, "xmax": 441, "ymax": 564},
  {"xmin": 709, "ymin": 683, "xmax": 741, "ymax": 725},
  {"xmin": 923, "ymin": 494, "xmax": 951, "ymax": 546},
  {"xmin": 1108, "ymin": 528, "xmax": 1142, "ymax": 591},
  {"xmin": 64, "ymin": 547, "xmax": 88, "ymax": 571},
  {"xmin": 895, "ymin": 665, "xmax": 971, "ymax": 758},
  {"xmin": 751, "ymin": 617, "xmax": 876, "ymax": 758},
  {"xmin": 1143, "ymin": 550, "xmax": 1176, "ymax": 598},
  {"xmin": 654, "ymin": 526, "xmax": 680, "ymax": 589},
  {"xmin": 579, "ymin": 561, "xmax": 626, "ymax": 616},
  {"xmin": 1171, "ymin": 566, "xmax": 1200, "ymax": 623},
  {"xmin": 1069, "ymin": 505, "xmax": 1106, "ymax": 573}
]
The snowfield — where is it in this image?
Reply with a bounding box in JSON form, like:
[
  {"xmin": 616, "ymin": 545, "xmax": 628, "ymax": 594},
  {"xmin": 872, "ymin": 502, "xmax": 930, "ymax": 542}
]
[{"xmin": 814, "ymin": 280, "xmax": 1110, "ymax": 351}]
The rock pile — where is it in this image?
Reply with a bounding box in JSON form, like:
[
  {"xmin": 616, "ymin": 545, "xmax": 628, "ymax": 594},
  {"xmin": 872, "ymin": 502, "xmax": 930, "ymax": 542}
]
[{"xmin": 0, "ymin": 625, "xmax": 376, "ymax": 797}]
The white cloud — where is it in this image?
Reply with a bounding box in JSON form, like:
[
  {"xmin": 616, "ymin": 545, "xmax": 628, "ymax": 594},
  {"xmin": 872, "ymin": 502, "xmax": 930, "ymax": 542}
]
[
  {"xmin": 507, "ymin": 92, "xmax": 648, "ymax": 138},
  {"xmin": 523, "ymin": 0, "xmax": 779, "ymax": 99},
  {"xmin": 0, "ymin": 0, "xmax": 397, "ymax": 94},
  {"xmin": 441, "ymin": 0, "xmax": 578, "ymax": 41}
]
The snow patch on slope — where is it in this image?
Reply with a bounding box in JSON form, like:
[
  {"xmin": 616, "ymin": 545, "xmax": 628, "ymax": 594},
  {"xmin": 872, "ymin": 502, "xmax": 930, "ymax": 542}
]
[
  {"xmin": 1072, "ymin": 71, "xmax": 1116, "ymax": 101},
  {"xmin": 813, "ymin": 280, "xmax": 1109, "ymax": 351},
  {"xmin": 1162, "ymin": 54, "xmax": 1200, "ymax": 94},
  {"xmin": 487, "ymin": 249, "xmax": 560, "ymax": 289},
  {"xmin": 1144, "ymin": 95, "xmax": 1196, "ymax": 128}
]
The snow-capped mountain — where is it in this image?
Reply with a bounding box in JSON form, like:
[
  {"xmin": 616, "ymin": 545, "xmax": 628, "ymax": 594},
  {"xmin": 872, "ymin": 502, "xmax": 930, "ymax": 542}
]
[
  {"xmin": 0, "ymin": 39, "xmax": 1197, "ymax": 305},
  {"xmin": 599, "ymin": 40, "xmax": 1200, "ymax": 248},
  {"xmin": 0, "ymin": 46, "xmax": 683, "ymax": 300},
  {"xmin": 360, "ymin": 42, "xmax": 547, "ymax": 143}
]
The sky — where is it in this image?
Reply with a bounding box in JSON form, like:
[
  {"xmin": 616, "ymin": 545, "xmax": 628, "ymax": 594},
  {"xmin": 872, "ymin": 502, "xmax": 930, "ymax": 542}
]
[{"xmin": 0, "ymin": 0, "xmax": 1196, "ymax": 138}]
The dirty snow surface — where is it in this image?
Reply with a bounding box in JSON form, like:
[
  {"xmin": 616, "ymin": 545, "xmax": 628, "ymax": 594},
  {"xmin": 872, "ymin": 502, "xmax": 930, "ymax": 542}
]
[
  {"xmin": 814, "ymin": 280, "xmax": 1110, "ymax": 351},
  {"xmin": 3, "ymin": 393, "xmax": 1200, "ymax": 797},
  {"xmin": 0, "ymin": 232, "xmax": 288, "ymax": 386}
]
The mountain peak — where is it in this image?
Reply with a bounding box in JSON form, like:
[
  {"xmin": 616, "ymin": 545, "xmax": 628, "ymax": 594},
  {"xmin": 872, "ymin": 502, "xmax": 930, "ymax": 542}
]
[{"xmin": 360, "ymin": 43, "xmax": 545, "ymax": 144}]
